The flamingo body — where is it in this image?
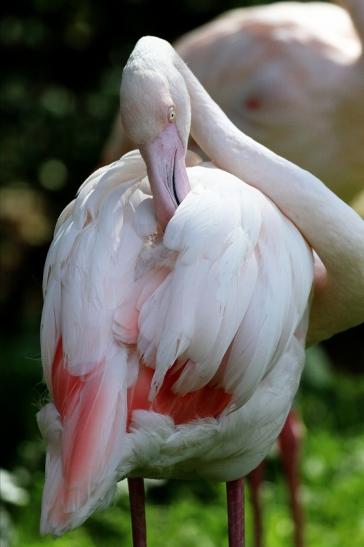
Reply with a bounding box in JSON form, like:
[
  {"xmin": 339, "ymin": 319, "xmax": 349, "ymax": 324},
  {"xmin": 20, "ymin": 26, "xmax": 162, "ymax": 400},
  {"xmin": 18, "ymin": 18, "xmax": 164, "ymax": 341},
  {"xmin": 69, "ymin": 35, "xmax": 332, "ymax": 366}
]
[
  {"xmin": 38, "ymin": 35, "xmax": 364, "ymax": 543},
  {"xmin": 38, "ymin": 150, "xmax": 313, "ymax": 535}
]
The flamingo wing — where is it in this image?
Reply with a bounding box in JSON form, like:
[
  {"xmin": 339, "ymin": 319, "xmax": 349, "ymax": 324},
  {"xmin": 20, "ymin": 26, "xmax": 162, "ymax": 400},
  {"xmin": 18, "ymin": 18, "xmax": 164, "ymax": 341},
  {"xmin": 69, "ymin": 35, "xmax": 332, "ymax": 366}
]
[{"xmin": 38, "ymin": 152, "xmax": 149, "ymax": 534}]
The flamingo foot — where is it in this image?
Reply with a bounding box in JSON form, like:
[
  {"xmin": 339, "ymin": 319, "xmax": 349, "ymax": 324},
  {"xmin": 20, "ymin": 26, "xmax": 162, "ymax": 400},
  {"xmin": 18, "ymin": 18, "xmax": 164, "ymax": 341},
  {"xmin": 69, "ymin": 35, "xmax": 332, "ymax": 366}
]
[
  {"xmin": 128, "ymin": 478, "xmax": 147, "ymax": 547},
  {"xmin": 226, "ymin": 478, "xmax": 245, "ymax": 547}
]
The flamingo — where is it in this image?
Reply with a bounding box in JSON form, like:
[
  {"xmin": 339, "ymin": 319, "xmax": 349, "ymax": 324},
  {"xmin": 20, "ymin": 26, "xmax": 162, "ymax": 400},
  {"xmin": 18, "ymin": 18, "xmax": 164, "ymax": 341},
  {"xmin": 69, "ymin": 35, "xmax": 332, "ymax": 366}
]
[
  {"xmin": 99, "ymin": 4, "xmax": 364, "ymax": 543},
  {"xmin": 37, "ymin": 37, "xmax": 364, "ymax": 546}
]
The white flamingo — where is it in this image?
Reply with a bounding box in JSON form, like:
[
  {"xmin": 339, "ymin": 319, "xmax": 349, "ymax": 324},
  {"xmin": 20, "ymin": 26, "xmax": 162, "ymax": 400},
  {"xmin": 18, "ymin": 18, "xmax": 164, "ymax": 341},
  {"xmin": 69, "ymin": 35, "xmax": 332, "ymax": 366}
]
[{"xmin": 38, "ymin": 37, "xmax": 364, "ymax": 546}]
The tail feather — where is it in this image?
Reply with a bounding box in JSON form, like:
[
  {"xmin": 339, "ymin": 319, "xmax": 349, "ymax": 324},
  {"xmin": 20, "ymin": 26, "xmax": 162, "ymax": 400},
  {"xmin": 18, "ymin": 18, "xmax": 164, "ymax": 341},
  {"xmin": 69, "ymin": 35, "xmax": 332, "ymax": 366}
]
[{"xmin": 38, "ymin": 339, "xmax": 127, "ymax": 535}]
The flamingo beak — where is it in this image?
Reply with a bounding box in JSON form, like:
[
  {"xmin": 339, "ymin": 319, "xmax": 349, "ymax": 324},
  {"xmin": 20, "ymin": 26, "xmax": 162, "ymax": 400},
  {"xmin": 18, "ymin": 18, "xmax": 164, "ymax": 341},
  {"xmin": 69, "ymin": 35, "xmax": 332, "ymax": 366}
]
[{"xmin": 140, "ymin": 123, "xmax": 190, "ymax": 229}]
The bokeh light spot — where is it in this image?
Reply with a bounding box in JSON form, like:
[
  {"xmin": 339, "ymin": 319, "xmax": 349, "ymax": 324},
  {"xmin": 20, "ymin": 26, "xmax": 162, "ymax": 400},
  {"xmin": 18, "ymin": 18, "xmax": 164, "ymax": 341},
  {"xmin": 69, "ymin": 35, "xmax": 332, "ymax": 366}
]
[
  {"xmin": 0, "ymin": 17, "xmax": 23, "ymax": 45},
  {"xmin": 40, "ymin": 87, "xmax": 75, "ymax": 117},
  {"xmin": 39, "ymin": 159, "xmax": 68, "ymax": 191}
]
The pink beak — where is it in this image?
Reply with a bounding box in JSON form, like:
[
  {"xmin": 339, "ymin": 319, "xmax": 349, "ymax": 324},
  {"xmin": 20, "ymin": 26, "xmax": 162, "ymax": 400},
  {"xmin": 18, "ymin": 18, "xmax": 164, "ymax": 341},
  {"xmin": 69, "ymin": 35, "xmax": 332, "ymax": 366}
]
[{"xmin": 141, "ymin": 123, "xmax": 191, "ymax": 229}]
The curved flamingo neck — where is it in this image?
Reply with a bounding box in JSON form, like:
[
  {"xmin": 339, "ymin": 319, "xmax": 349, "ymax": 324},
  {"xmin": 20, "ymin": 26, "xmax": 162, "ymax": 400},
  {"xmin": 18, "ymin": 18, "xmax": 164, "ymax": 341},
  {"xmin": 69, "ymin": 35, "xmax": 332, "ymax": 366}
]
[
  {"xmin": 177, "ymin": 57, "xmax": 362, "ymax": 252},
  {"xmin": 130, "ymin": 36, "xmax": 364, "ymax": 341},
  {"xmin": 171, "ymin": 49, "xmax": 364, "ymax": 342}
]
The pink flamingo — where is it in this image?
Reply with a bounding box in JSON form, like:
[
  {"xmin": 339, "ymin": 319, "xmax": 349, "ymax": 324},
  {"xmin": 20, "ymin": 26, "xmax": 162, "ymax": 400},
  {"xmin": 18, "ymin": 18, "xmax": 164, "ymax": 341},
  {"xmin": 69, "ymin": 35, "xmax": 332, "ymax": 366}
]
[
  {"xmin": 99, "ymin": 4, "xmax": 364, "ymax": 544},
  {"xmin": 38, "ymin": 37, "xmax": 364, "ymax": 546}
]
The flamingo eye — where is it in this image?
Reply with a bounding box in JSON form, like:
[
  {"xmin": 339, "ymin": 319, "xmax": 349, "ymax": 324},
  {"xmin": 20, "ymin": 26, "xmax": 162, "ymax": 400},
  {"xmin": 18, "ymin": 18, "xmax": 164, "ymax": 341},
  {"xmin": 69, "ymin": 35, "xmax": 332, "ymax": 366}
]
[{"xmin": 168, "ymin": 106, "xmax": 176, "ymax": 122}]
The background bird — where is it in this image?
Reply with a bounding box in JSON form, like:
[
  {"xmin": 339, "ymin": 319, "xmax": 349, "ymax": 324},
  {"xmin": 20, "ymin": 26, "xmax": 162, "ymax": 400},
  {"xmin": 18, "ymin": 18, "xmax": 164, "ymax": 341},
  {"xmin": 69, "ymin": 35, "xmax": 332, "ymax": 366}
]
[
  {"xmin": 101, "ymin": 1, "xmax": 364, "ymax": 207},
  {"xmin": 38, "ymin": 36, "xmax": 364, "ymax": 546}
]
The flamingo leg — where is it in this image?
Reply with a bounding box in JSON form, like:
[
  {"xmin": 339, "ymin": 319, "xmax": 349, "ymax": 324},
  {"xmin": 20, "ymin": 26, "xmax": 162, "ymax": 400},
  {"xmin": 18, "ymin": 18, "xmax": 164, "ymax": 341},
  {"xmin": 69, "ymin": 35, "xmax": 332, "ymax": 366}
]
[
  {"xmin": 226, "ymin": 478, "xmax": 245, "ymax": 547},
  {"xmin": 128, "ymin": 478, "xmax": 147, "ymax": 547},
  {"xmin": 278, "ymin": 412, "xmax": 304, "ymax": 547},
  {"xmin": 248, "ymin": 463, "xmax": 265, "ymax": 547}
]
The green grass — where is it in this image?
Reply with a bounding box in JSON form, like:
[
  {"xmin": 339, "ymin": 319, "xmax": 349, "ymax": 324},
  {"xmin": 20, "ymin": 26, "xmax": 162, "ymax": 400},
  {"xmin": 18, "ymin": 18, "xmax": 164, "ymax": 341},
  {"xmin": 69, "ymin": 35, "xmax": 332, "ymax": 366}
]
[{"xmin": 6, "ymin": 426, "xmax": 364, "ymax": 547}]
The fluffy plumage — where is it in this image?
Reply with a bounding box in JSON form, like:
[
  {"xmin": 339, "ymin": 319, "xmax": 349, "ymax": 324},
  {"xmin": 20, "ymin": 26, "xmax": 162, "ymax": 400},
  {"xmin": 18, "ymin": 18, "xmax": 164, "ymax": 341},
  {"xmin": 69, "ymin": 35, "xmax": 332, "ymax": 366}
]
[{"xmin": 38, "ymin": 150, "xmax": 313, "ymax": 535}]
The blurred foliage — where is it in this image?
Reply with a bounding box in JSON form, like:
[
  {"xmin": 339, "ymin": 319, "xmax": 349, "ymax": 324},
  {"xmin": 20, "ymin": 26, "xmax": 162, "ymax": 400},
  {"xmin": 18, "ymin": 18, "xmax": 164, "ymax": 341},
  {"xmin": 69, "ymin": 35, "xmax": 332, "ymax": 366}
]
[{"xmin": 1, "ymin": 0, "xmax": 363, "ymax": 546}]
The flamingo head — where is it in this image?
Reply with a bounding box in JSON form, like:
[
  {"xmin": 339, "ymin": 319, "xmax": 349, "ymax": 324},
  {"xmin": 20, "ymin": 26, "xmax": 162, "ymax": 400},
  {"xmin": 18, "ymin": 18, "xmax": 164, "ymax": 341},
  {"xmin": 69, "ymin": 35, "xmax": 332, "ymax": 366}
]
[{"xmin": 120, "ymin": 37, "xmax": 191, "ymax": 228}]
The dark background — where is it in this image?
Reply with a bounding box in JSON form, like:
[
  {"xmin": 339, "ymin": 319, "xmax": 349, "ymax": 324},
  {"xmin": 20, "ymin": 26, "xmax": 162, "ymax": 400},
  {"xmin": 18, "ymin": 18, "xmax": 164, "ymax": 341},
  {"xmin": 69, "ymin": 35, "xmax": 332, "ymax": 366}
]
[{"xmin": 1, "ymin": 1, "xmax": 363, "ymax": 546}]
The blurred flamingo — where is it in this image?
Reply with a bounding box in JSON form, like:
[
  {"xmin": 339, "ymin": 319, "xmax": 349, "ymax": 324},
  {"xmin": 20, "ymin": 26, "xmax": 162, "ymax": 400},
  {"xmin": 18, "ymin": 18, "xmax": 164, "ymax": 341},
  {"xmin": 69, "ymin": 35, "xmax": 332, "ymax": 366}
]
[
  {"xmin": 98, "ymin": 3, "xmax": 364, "ymax": 544},
  {"xmin": 37, "ymin": 36, "xmax": 364, "ymax": 546},
  {"xmin": 102, "ymin": 0, "xmax": 364, "ymax": 205}
]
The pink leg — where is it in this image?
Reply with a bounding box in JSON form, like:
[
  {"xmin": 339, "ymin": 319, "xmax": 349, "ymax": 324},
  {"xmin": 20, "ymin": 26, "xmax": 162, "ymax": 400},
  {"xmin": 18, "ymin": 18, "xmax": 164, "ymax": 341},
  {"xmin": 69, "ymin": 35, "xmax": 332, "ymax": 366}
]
[
  {"xmin": 278, "ymin": 412, "xmax": 304, "ymax": 547},
  {"xmin": 128, "ymin": 478, "xmax": 147, "ymax": 547},
  {"xmin": 226, "ymin": 478, "xmax": 245, "ymax": 547},
  {"xmin": 248, "ymin": 463, "xmax": 265, "ymax": 547}
]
